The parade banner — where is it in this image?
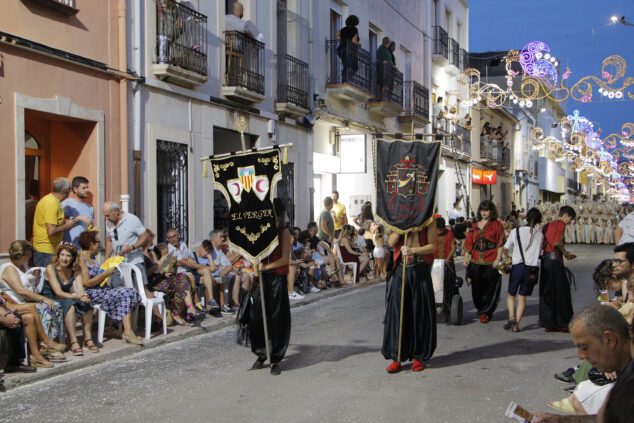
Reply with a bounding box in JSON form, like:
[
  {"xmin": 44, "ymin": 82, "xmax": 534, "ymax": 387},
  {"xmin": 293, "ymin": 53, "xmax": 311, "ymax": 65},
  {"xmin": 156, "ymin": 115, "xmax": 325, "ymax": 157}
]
[
  {"xmin": 374, "ymin": 140, "xmax": 440, "ymax": 234},
  {"xmin": 210, "ymin": 149, "xmax": 282, "ymax": 262}
]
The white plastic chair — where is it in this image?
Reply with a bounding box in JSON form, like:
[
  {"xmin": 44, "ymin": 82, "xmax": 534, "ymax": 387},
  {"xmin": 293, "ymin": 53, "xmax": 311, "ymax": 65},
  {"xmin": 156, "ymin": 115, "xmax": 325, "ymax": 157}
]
[
  {"xmin": 333, "ymin": 242, "xmax": 358, "ymax": 284},
  {"xmin": 119, "ymin": 263, "xmax": 167, "ymax": 340},
  {"xmin": 93, "ymin": 303, "xmax": 107, "ymax": 345}
]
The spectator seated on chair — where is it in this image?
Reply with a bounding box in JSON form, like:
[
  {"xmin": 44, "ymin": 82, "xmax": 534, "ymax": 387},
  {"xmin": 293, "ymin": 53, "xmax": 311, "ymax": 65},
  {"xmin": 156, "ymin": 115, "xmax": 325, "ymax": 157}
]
[
  {"xmin": 338, "ymin": 224, "xmax": 369, "ymax": 283},
  {"xmin": 208, "ymin": 230, "xmax": 235, "ymax": 316},
  {"xmin": 306, "ymin": 222, "xmax": 342, "ymax": 286},
  {"xmin": 174, "ymin": 238, "xmax": 216, "ymax": 313},
  {"xmin": 142, "ymin": 232, "xmax": 198, "ymax": 325},
  {"xmin": 76, "ymin": 230, "xmax": 144, "ymax": 345},
  {"xmin": 0, "ymin": 240, "xmax": 65, "ymax": 360},
  {"xmin": 42, "ymin": 243, "xmax": 95, "ymax": 357}
]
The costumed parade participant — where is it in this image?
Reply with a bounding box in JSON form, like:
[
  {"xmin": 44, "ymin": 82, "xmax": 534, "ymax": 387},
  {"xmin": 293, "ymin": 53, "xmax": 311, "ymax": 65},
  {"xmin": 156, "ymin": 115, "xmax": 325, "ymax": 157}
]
[
  {"xmin": 206, "ymin": 146, "xmax": 291, "ymax": 375},
  {"xmin": 463, "ymin": 200, "xmax": 505, "ymax": 323},
  {"xmin": 540, "ymin": 205, "xmax": 576, "ymax": 332},
  {"xmin": 382, "ymin": 222, "xmax": 437, "ymax": 373},
  {"xmin": 248, "ymin": 199, "xmax": 291, "ymax": 375},
  {"xmin": 374, "ymin": 138, "xmax": 440, "ymax": 374}
]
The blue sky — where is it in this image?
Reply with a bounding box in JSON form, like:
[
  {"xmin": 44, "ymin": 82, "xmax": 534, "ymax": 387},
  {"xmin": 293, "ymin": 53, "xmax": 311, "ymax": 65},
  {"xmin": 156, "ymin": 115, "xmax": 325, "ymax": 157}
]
[{"xmin": 469, "ymin": 0, "xmax": 634, "ymax": 139}]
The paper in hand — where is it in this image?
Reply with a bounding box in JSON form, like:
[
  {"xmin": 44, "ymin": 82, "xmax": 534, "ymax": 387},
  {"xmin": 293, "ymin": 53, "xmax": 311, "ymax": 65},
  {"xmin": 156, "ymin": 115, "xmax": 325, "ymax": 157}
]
[{"xmin": 505, "ymin": 402, "xmax": 537, "ymax": 423}]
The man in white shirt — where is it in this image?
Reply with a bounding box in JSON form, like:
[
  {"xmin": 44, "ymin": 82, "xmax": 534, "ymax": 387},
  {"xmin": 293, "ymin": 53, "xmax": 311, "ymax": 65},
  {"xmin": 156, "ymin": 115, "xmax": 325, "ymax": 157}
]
[
  {"xmin": 614, "ymin": 210, "xmax": 634, "ymax": 245},
  {"xmin": 448, "ymin": 201, "xmax": 462, "ymax": 221},
  {"xmin": 502, "ymin": 208, "xmax": 543, "ymax": 332}
]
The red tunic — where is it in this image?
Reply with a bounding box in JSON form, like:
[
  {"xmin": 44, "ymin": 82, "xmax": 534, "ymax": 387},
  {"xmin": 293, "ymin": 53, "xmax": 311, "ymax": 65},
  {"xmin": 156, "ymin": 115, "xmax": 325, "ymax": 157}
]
[
  {"xmin": 542, "ymin": 220, "xmax": 566, "ymax": 252},
  {"xmin": 393, "ymin": 228, "xmax": 434, "ymax": 265},
  {"xmin": 434, "ymin": 229, "xmax": 455, "ymax": 263},
  {"xmin": 265, "ymin": 227, "xmax": 289, "ymax": 275},
  {"xmin": 464, "ymin": 220, "xmax": 504, "ymax": 264}
]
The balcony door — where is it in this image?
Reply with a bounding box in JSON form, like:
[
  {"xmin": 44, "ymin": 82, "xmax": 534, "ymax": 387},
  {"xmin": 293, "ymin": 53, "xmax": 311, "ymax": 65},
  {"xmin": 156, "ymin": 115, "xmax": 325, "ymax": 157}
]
[{"xmin": 156, "ymin": 140, "xmax": 189, "ymax": 244}]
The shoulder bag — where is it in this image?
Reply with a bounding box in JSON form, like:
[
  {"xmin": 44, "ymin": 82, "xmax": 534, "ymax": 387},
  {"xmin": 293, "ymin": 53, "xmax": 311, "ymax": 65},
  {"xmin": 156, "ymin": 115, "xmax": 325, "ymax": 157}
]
[{"xmin": 516, "ymin": 227, "xmax": 539, "ymax": 286}]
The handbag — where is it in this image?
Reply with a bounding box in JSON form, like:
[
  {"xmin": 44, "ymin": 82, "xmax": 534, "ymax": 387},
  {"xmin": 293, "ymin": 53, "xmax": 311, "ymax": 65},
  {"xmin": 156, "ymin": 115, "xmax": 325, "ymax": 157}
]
[{"xmin": 516, "ymin": 227, "xmax": 539, "ymax": 285}]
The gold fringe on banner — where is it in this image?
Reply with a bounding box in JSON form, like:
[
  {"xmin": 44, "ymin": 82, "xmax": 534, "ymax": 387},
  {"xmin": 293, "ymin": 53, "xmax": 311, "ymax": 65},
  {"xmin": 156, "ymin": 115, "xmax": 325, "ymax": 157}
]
[
  {"xmin": 283, "ymin": 147, "xmax": 288, "ymax": 164},
  {"xmin": 202, "ymin": 160, "xmax": 208, "ymax": 178}
]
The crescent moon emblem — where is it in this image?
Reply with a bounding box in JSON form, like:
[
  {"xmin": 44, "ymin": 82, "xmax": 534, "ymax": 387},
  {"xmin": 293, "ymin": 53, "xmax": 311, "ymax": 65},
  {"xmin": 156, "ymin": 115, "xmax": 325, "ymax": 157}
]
[
  {"xmin": 230, "ymin": 182, "xmax": 241, "ymax": 197},
  {"xmin": 256, "ymin": 179, "xmax": 267, "ymax": 193}
]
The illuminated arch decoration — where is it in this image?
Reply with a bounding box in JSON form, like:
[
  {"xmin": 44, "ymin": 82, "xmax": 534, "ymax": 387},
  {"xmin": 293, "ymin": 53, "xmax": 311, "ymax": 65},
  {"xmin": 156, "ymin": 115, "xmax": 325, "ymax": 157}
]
[
  {"xmin": 459, "ymin": 68, "xmax": 507, "ymax": 109},
  {"xmin": 571, "ymin": 56, "xmax": 634, "ymax": 102},
  {"xmin": 604, "ymin": 122, "xmax": 634, "ymax": 149}
]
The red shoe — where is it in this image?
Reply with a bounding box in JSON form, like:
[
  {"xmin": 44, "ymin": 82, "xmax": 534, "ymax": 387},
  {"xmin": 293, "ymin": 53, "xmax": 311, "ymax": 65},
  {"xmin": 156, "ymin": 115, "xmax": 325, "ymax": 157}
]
[
  {"xmin": 560, "ymin": 328, "xmax": 569, "ymax": 333},
  {"xmin": 386, "ymin": 361, "xmax": 402, "ymax": 373},
  {"xmin": 545, "ymin": 328, "xmax": 555, "ymax": 333},
  {"xmin": 480, "ymin": 314, "xmax": 489, "ymax": 323},
  {"xmin": 412, "ymin": 360, "xmax": 424, "ymax": 372}
]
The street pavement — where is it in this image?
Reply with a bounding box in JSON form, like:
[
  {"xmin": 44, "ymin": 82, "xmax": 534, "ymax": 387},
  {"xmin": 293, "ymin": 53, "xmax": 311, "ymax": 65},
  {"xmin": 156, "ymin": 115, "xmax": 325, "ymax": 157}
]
[{"xmin": 0, "ymin": 244, "xmax": 612, "ymax": 423}]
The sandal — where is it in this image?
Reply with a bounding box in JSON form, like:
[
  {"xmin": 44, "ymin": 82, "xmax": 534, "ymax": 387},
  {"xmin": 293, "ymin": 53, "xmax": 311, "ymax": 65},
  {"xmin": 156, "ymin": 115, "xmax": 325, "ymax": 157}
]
[
  {"xmin": 83, "ymin": 339, "xmax": 99, "ymax": 353},
  {"xmin": 503, "ymin": 319, "xmax": 516, "ymax": 331},
  {"xmin": 29, "ymin": 355, "xmax": 54, "ymax": 368},
  {"xmin": 40, "ymin": 341, "xmax": 65, "ymax": 353},
  {"xmin": 69, "ymin": 341, "xmax": 84, "ymax": 356},
  {"xmin": 512, "ymin": 325, "xmax": 521, "ymax": 332},
  {"xmin": 43, "ymin": 350, "xmax": 67, "ymax": 362}
]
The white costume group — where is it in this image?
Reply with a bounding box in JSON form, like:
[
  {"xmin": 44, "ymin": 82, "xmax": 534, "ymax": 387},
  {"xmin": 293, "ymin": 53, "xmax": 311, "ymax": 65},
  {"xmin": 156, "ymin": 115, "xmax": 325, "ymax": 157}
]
[{"xmin": 537, "ymin": 201, "xmax": 623, "ymax": 245}]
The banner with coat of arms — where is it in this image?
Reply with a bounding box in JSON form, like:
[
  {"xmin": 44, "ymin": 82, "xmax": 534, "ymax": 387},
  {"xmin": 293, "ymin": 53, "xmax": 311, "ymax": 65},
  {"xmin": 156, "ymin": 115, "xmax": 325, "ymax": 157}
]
[
  {"xmin": 374, "ymin": 139, "xmax": 440, "ymax": 234},
  {"xmin": 210, "ymin": 149, "xmax": 282, "ymax": 263}
]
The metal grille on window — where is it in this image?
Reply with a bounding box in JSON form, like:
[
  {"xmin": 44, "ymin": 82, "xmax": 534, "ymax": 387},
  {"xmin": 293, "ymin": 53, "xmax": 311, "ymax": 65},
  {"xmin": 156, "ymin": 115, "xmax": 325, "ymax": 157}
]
[{"xmin": 157, "ymin": 140, "xmax": 189, "ymax": 245}]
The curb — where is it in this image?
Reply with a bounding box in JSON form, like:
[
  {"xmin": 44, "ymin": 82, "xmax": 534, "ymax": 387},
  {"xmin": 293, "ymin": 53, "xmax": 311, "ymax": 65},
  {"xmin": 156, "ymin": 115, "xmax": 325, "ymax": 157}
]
[{"xmin": 2, "ymin": 278, "xmax": 382, "ymax": 391}]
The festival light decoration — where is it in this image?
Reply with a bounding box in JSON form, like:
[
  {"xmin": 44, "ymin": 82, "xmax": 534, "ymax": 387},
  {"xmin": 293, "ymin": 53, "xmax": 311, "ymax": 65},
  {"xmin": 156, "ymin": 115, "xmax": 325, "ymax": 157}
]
[{"xmin": 461, "ymin": 41, "xmax": 634, "ymax": 109}]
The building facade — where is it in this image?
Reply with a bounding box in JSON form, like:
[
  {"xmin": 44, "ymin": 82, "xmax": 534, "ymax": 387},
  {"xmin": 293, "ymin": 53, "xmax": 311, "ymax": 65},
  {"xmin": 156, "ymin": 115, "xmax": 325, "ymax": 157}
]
[{"xmin": 0, "ymin": 0, "xmax": 129, "ymax": 256}]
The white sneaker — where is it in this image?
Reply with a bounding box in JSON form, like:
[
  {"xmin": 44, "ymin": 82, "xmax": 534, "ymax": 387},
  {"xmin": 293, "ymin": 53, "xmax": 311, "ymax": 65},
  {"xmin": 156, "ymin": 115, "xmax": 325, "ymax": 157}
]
[
  {"xmin": 288, "ymin": 291, "xmax": 304, "ymax": 300},
  {"xmin": 310, "ymin": 286, "xmax": 321, "ymax": 293}
]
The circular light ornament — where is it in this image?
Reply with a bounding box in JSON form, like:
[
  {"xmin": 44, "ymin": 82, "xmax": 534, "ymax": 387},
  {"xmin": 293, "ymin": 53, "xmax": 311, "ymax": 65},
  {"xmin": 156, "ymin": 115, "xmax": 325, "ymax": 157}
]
[
  {"xmin": 608, "ymin": 92, "xmax": 615, "ymax": 99},
  {"xmin": 526, "ymin": 100, "xmax": 533, "ymax": 107},
  {"xmin": 544, "ymin": 53, "xmax": 550, "ymax": 59},
  {"xmin": 616, "ymin": 91, "xmax": 623, "ymax": 99}
]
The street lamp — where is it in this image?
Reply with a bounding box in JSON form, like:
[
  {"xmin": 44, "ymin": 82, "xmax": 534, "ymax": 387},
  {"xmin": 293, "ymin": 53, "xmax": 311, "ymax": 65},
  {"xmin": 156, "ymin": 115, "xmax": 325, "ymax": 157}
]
[{"xmin": 610, "ymin": 15, "xmax": 634, "ymax": 27}]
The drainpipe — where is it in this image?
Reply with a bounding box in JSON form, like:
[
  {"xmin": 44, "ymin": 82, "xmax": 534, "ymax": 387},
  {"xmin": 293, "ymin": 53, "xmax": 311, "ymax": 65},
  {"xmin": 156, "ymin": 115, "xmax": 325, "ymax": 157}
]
[
  {"xmin": 133, "ymin": 0, "xmax": 143, "ymax": 217},
  {"xmin": 118, "ymin": 0, "xmax": 129, "ymax": 212}
]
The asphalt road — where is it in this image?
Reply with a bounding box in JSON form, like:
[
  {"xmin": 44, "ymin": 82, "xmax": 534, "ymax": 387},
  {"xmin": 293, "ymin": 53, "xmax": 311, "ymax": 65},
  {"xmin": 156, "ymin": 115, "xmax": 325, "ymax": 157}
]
[{"xmin": 0, "ymin": 244, "xmax": 611, "ymax": 423}]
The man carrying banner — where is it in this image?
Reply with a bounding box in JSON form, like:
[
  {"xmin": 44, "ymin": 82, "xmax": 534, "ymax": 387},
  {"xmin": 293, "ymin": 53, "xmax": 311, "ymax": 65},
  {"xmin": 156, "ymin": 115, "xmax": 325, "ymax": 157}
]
[
  {"xmin": 207, "ymin": 147, "xmax": 292, "ymax": 375},
  {"xmin": 248, "ymin": 198, "xmax": 291, "ymax": 375},
  {"xmin": 375, "ymin": 140, "xmax": 440, "ymax": 373}
]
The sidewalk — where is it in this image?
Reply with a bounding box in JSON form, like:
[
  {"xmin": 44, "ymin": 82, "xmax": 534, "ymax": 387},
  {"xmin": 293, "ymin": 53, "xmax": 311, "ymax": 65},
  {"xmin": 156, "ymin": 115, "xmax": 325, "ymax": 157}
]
[{"xmin": 3, "ymin": 277, "xmax": 382, "ymax": 391}]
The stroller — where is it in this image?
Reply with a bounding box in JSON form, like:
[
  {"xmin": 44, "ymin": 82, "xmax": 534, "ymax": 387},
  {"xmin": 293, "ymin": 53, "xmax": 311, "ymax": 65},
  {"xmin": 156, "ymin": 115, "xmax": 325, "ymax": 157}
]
[{"xmin": 430, "ymin": 259, "xmax": 464, "ymax": 325}]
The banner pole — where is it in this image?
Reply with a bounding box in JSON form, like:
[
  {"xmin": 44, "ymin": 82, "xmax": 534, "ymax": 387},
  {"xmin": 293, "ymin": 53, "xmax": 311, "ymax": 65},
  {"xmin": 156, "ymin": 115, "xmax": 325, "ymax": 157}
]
[
  {"xmin": 397, "ymin": 232, "xmax": 408, "ymax": 365},
  {"xmin": 255, "ymin": 260, "xmax": 271, "ymax": 364}
]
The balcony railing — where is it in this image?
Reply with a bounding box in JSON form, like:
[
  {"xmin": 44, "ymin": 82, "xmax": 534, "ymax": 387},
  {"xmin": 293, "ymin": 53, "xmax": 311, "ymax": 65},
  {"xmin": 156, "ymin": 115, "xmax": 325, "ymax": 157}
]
[
  {"xmin": 403, "ymin": 81, "xmax": 429, "ymax": 121},
  {"xmin": 225, "ymin": 30, "xmax": 265, "ymax": 95},
  {"xmin": 449, "ymin": 38, "xmax": 460, "ymax": 67},
  {"xmin": 503, "ymin": 147, "xmax": 511, "ymax": 168},
  {"xmin": 326, "ymin": 40, "xmax": 372, "ymax": 94},
  {"xmin": 460, "ymin": 48, "xmax": 469, "ymax": 70},
  {"xmin": 433, "ymin": 26, "xmax": 448, "ymax": 59},
  {"xmin": 480, "ymin": 138, "xmax": 505, "ymax": 165},
  {"xmin": 155, "ymin": 0, "xmax": 208, "ymax": 76},
  {"xmin": 373, "ymin": 62, "xmax": 403, "ymax": 108},
  {"xmin": 277, "ymin": 54, "xmax": 309, "ymax": 109}
]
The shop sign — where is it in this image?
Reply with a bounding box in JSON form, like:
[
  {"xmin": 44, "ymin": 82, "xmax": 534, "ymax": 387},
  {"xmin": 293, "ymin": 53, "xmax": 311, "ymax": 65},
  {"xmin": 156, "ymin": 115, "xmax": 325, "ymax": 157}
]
[{"xmin": 340, "ymin": 134, "xmax": 366, "ymax": 173}]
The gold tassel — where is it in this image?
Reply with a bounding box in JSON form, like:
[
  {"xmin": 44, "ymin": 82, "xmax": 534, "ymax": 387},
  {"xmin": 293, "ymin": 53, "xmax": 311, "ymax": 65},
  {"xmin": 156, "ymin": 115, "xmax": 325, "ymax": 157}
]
[
  {"xmin": 202, "ymin": 160, "xmax": 208, "ymax": 178},
  {"xmin": 283, "ymin": 147, "xmax": 288, "ymax": 164}
]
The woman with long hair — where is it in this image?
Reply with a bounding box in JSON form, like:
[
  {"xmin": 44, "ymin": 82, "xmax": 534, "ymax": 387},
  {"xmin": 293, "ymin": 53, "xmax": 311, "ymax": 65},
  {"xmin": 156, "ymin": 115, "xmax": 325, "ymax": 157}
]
[
  {"xmin": 372, "ymin": 222, "xmax": 387, "ymax": 278},
  {"xmin": 42, "ymin": 243, "xmax": 95, "ymax": 356},
  {"xmin": 248, "ymin": 198, "xmax": 292, "ymax": 375},
  {"xmin": 502, "ymin": 207, "xmax": 543, "ymax": 332},
  {"xmin": 0, "ymin": 240, "xmax": 66, "ymax": 367},
  {"xmin": 77, "ymin": 230, "xmax": 144, "ymax": 345},
  {"xmin": 464, "ymin": 200, "xmax": 505, "ymax": 323},
  {"xmin": 338, "ymin": 224, "xmax": 370, "ymax": 283}
]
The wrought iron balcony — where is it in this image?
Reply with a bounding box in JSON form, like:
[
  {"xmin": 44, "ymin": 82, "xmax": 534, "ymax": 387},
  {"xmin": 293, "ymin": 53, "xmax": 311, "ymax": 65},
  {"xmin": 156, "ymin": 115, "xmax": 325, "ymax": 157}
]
[
  {"xmin": 153, "ymin": 0, "xmax": 208, "ymax": 87},
  {"xmin": 24, "ymin": 0, "xmax": 78, "ymax": 15},
  {"xmin": 223, "ymin": 30, "xmax": 265, "ymax": 102},
  {"xmin": 449, "ymin": 38, "xmax": 460, "ymax": 67},
  {"xmin": 480, "ymin": 138, "xmax": 504, "ymax": 166},
  {"xmin": 432, "ymin": 26, "xmax": 448, "ymax": 60},
  {"xmin": 399, "ymin": 81, "xmax": 430, "ymax": 126},
  {"xmin": 276, "ymin": 54, "xmax": 309, "ymax": 117},
  {"xmin": 460, "ymin": 48, "xmax": 469, "ymax": 70},
  {"xmin": 368, "ymin": 63, "xmax": 403, "ymax": 116},
  {"xmin": 326, "ymin": 40, "xmax": 373, "ymax": 103}
]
